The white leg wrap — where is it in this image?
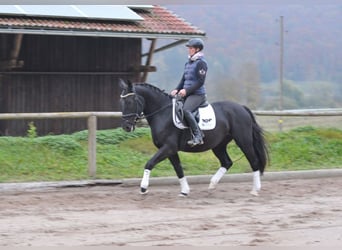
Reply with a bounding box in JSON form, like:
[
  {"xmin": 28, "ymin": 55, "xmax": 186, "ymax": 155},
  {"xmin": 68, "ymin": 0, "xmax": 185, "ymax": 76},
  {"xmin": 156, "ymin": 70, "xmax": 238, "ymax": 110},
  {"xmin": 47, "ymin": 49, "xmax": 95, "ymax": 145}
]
[
  {"xmin": 209, "ymin": 167, "xmax": 227, "ymax": 190},
  {"xmin": 179, "ymin": 177, "xmax": 190, "ymax": 195},
  {"xmin": 140, "ymin": 169, "xmax": 151, "ymax": 189},
  {"xmin": 251, "ymin": 170, "xmax": 261, "ymax": 196}
]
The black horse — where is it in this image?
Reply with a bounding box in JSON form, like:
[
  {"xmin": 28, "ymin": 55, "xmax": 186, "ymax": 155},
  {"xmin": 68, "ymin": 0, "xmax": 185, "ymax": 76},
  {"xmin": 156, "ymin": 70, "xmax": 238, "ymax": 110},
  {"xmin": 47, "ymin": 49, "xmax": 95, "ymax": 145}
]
[{"xmin": 119, "ymin": 79, "xmax": 268, "ymax": 196}]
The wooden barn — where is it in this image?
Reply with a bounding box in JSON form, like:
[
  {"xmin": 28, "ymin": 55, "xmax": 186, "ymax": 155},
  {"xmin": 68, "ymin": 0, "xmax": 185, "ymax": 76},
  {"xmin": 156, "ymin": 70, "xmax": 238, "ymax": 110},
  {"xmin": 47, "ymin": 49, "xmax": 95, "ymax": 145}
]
[{"xmin": 0, "ymin": 5, "xmax": 205, "ymax": 136}]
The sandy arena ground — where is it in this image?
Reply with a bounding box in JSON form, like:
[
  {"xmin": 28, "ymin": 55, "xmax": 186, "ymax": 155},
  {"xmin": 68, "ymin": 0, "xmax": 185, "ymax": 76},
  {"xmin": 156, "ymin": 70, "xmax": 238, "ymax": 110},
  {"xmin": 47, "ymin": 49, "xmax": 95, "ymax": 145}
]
[{"xmin": 0, "ymin": 176, "xmax": 342, "ymax": 246}]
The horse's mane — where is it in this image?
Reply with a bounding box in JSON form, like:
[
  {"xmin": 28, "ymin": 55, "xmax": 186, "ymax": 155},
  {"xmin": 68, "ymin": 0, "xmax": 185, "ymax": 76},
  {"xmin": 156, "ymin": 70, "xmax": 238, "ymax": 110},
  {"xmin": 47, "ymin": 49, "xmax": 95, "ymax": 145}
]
[{"xmin": 134, "ymin": 82, "xmax": 172, "ymax": 99}]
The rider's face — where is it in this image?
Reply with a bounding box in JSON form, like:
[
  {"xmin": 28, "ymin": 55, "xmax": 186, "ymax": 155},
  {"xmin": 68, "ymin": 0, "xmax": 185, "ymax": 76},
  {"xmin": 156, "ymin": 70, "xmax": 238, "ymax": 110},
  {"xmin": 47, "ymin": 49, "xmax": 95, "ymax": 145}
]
[{"xmin": 188, "ymin": 46, "xmax": 199, "ymax": 57}]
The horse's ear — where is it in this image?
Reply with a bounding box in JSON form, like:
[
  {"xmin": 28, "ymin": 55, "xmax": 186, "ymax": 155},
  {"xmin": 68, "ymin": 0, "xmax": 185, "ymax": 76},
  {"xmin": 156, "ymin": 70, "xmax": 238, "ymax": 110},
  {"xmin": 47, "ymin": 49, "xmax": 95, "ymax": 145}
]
[
  {"xmin": 127, "ymin": 79, "xmax": 133, "ymax": 92},
  {"xmin": 119, "ymin": 78, "xmax": 127, "ymax": 91}
]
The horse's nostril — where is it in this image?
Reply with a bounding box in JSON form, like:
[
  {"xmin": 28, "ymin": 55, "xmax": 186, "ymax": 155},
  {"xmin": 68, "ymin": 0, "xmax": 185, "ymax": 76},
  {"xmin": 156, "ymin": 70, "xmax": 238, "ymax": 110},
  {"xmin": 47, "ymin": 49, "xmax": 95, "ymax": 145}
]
[
  {"xmin": 122, "ymin": 124, "xmax": 132, "ymax": 132},
  {"xmin": 122, "ymin": 124, "xmax": 129, "ymax": 132}
]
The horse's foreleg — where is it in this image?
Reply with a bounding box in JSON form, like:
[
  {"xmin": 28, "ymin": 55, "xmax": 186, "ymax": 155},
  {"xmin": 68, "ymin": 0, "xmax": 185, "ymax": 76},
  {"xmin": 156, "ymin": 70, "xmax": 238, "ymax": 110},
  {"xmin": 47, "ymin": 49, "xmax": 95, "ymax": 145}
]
[
  {"xmin": 169, "ymin": 154, "xmax": 190, "ymax": 196},
  {"xmin": 140, "ymin": 169, "xmax": 151, "ymax": 194},
  {"xmin": 250, "ymin": 170, "xmax": 261, "ymax": 196},
  {"xmin": 140, "ymin": 145, "xmax": 172, "ymax": 194},
  {"xmin": 179, "ymin": 177, "xmax": 190, "ymax": 197}
]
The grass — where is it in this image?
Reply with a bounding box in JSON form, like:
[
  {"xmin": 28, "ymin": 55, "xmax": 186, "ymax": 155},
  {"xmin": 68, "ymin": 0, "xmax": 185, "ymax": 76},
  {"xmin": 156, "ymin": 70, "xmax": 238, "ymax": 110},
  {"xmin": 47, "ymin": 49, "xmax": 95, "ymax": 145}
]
[{"xmin": 0, "ymin": 126, "xmax": 341, "ymax": 183}]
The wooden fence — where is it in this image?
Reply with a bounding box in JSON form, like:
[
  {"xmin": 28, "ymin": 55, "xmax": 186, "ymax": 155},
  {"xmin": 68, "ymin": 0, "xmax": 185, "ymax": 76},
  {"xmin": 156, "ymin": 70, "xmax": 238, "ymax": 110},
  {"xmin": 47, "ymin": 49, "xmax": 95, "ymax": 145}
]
[
  {"xmin": 253, "ymin": 109, "xmax": 342, "ymax": 117},
  {"xmin": 0, "ymin": 112, "xmax": 121, "ymax": 178},
  {"xmin": 0, "ymin": 109, "xmax": 341, "ymax": 178}
]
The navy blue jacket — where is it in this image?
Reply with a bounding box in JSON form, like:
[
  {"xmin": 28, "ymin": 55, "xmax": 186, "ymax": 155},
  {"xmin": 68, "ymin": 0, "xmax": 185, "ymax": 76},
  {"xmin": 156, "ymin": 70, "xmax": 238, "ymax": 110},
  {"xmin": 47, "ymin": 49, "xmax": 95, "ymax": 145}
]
[{"xmin": 176, "ymin": 53, "xmax": 208, "ymax": 96}]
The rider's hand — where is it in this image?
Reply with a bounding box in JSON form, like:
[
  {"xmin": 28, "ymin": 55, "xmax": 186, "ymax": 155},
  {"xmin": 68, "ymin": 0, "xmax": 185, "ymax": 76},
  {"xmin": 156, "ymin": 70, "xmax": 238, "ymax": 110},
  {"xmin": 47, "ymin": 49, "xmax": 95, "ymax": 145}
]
[
  {"xmin": 178, "ymin": 89, "xmax": 187, "ymax": 97},
  {"xmin": 170, "ymin": 89, "xmax": 178, "ymax": 96}
]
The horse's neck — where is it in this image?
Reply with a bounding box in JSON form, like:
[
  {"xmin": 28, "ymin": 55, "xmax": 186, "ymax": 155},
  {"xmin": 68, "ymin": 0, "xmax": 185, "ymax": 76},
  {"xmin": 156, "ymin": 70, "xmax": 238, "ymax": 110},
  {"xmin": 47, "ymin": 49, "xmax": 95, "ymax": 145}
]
[
  {"xmin": 144, "ymin": 96, "xmax": 171, "ymax": 117},
  {"xmin": 135, "ymin": 85, "xmax": 171, "ymax": 119}
]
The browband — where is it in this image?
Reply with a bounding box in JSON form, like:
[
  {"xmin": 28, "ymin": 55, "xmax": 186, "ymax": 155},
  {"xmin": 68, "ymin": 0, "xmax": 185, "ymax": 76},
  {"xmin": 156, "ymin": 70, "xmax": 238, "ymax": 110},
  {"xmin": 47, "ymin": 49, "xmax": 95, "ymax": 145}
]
[{"xmin": 120, "ymin": 92, "xmax": 135, "ymax": 98}]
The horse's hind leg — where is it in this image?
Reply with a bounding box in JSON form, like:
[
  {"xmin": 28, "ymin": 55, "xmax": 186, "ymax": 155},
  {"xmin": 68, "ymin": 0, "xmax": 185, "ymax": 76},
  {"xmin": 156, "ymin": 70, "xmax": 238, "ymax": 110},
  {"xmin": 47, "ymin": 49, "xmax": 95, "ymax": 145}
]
[
  {"xmin": 169, "ymin": 153, "xmax": 190, "ymax": 196},
  {"xmin": 234, "ymin": 132, "xmax": 262, "ymax": 196},
  {"xmin": 209, "ymin": 141, "xmax": 233, "ymax": 190}
]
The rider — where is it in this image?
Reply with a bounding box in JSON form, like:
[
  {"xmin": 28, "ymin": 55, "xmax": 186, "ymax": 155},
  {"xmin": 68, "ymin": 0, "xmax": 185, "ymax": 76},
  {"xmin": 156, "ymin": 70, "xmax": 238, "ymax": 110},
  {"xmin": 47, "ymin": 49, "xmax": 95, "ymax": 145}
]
[{"xmin": 171, "ymin": 38, "xmax": 208, "ymax": 147}]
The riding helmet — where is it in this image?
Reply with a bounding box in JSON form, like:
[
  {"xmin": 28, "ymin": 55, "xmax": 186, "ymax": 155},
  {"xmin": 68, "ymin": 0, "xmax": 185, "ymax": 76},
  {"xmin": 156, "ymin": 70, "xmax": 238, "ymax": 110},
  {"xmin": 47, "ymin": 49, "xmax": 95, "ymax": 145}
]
[{"xmin": 186, "ymin": 38, "xmax": 204, "ymax": 51}]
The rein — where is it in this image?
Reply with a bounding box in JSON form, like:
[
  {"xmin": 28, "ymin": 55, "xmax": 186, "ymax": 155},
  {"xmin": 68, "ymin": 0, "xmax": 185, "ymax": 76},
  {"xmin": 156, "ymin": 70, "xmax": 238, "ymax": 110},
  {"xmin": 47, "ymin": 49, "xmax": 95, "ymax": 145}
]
[
  {"xmin": 142, "ymin": 103, "xmax": 172, "ymax": 119},
  {"xmin": 120, "ymin": 92, "xmax": 172, "ymax": 121}
]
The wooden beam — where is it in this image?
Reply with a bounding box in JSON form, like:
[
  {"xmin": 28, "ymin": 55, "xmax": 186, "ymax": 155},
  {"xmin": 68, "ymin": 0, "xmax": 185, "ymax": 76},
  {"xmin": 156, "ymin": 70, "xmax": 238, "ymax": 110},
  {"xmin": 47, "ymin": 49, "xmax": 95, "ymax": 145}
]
[
  {"xmin": 0, "ymin": 34, "xmax": 24, "ymax": 70},
  {"xmin": 10, "ymin": 34, "xmax": 23, "ymax": 61},
  {"xmin": 88, "ymin": 115, "xmax": 97, "ymax": 178},
  {"xmin": 141, "ymin": 38, "xmax": 156, "ymax": 82},
  {"xmin": 127, "ymin": 65, "xmax": 156, "ymax": 73},
  {"xmin": 141, "ymin": 39, "xmax": 187, "ymax": 57}
]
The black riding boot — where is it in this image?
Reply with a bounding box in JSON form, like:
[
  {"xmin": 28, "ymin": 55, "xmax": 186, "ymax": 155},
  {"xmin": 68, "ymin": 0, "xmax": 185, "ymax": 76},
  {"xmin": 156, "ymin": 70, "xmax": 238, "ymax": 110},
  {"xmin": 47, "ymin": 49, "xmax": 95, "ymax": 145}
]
[{"xmin": 184, "ymin": 110, "xmax": 204, "ymax": 147}]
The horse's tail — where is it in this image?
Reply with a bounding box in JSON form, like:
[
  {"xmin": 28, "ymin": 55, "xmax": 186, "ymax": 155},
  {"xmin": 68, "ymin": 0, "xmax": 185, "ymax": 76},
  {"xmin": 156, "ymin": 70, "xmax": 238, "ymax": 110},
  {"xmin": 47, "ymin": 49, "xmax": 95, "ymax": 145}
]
[{"xmin": 243, "ymin": 106, "xmax": 269, "ymax": 175}]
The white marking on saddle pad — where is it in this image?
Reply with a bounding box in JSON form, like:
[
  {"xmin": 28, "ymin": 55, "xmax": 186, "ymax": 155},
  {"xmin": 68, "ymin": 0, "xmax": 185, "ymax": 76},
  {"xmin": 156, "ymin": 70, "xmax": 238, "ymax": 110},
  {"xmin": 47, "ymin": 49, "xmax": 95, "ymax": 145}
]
[{"xmin": 172, "ymin": 98, "xmax": 216, "ymax": 130}]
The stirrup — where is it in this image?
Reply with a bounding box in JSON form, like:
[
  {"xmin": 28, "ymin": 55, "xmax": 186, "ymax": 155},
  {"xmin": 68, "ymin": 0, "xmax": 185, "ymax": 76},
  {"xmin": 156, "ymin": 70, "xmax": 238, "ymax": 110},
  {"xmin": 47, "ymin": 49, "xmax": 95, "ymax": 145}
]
[{"xmin": 187, "ymin": 137, "xmax": 204, "ymax": 147}]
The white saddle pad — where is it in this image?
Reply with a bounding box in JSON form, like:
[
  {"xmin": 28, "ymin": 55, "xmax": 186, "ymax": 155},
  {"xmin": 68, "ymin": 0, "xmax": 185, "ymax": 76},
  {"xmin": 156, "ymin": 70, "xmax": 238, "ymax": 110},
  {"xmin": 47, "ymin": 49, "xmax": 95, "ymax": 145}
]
[{"xmin": 172, "ymin": 98, "xmax": 216, "ymax": 130}]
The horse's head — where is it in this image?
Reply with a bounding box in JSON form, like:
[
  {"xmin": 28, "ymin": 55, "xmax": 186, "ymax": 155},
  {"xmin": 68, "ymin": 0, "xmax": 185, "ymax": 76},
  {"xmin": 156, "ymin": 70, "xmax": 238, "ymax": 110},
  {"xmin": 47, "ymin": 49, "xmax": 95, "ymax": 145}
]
[{"xmin": 119, "ymin": 79, "xmax": 144, "ymax": 132}]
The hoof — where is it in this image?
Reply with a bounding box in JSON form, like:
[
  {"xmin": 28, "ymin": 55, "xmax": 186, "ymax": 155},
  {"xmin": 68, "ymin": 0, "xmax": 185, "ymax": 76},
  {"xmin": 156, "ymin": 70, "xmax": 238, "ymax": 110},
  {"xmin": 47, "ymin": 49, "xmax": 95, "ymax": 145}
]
[
  {"xmin": 140, "ymin": 187, "xmax": 149, "ymax": 195},
  {"xmin": 250, "ymin": 190, "xmax": 259, "ymax": 196},
  {"xmin": 178, "ymin": 192, "xmax": 188, "ymax": 197},
  {"xmin": 208, "ymin": 182, "xmax": 217, "ymax": 190}
]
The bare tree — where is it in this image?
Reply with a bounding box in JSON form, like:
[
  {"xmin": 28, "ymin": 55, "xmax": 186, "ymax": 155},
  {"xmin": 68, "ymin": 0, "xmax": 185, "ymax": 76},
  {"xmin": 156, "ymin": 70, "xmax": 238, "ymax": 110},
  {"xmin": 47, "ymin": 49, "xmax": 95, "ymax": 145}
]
[{"xmin": 237, "ymin": 62, "xmax": 261, "ymax": 109}]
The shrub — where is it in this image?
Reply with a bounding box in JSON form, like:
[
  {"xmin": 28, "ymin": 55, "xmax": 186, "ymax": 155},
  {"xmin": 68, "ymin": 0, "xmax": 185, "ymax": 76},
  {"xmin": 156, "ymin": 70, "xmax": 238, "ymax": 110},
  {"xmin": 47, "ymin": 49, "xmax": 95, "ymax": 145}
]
[
  {"xmin": 34, "ymin": 135, "xmax": 83, "ymax": 155},
  {"xmin": 72, "ymin": 127, "xmax": 151, "ymax": 145}
]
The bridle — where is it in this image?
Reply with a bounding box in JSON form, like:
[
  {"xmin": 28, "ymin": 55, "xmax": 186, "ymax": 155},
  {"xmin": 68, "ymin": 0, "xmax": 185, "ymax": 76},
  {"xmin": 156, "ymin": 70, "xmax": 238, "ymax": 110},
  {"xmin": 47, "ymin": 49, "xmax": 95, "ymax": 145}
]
[
  {"xmin": 120, "ymin": 91, "xmax": 172, "ymax": 124},
  {"xmin": 120, "ymin": 92, "xmax": 145, "ymax": 125}
]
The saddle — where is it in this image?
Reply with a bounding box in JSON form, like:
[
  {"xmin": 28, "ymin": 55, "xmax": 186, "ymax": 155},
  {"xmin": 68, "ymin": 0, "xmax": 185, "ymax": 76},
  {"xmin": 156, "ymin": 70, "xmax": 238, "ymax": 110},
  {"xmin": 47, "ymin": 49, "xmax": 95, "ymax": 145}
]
[{"xmin": 172, "ymin": 97, "xmax": 216, "ymax": 130}]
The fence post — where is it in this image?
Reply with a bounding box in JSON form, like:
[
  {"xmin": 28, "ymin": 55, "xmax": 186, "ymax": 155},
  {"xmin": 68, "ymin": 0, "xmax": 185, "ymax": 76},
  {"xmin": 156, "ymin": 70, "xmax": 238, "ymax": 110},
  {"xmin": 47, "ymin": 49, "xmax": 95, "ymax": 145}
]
[{"xmin": 88, "ymin": 115, "xmax": 97, "ymax": 178}]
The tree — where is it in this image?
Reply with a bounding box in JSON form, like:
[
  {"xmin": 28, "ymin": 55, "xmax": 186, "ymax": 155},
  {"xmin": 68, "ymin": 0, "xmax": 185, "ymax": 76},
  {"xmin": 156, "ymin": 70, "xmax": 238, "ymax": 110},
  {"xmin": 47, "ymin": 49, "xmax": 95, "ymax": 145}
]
[{"xmin": 237, "ymin": 62, "xmax": 261, "ymax": 109}]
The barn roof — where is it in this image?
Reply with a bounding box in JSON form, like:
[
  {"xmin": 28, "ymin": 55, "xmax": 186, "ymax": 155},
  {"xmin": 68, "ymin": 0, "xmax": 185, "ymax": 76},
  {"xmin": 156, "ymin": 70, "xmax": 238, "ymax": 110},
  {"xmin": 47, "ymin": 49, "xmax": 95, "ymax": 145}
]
[{"xmin": 0, "ymin": 5, "xmax": 205, "ymax": 39}]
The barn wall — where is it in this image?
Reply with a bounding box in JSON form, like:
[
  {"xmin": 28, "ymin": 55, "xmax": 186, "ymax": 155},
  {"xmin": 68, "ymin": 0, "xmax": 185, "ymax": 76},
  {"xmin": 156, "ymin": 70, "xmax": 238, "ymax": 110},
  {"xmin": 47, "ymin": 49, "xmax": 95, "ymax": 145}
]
[{"xmin": 0, "ymin": 34, "xmax": 141, "ymax": 136}]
